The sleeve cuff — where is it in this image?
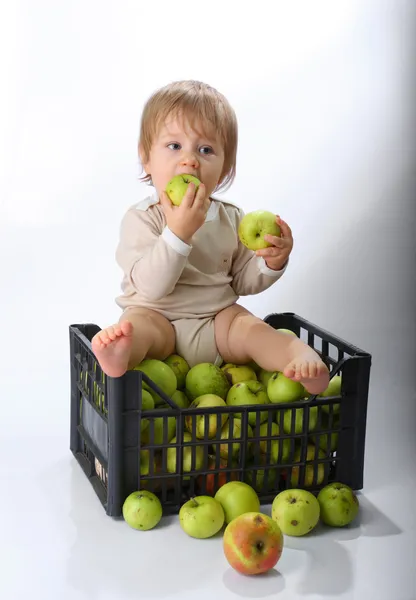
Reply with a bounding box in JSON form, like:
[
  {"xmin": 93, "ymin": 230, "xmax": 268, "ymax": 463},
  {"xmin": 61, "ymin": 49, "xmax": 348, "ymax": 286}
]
[
  {"xmin": 257, "ymin": 256, "xmax": 288, "ymax": 277},
  {"xmin": 161, "ymin": 227, "xmax": 192, "ymax": 257}
]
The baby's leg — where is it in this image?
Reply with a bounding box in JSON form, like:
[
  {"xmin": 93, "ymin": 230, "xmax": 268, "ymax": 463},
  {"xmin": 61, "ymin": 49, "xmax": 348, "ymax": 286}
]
[
  {"xmin": 214, "ymin": 304, "xmax": 329, "ymax": 395},
  {"xmin": 91, "ymin": 307, "xmax": 176, "ymax": 378}
]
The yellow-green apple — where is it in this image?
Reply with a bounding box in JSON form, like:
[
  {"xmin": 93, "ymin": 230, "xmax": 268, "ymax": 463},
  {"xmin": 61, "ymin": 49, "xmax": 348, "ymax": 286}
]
[
  {"xmin": 216, "ymin": 418, "xmax": 253, "ymax": 460},
  {"xmin": 185, "ymin": 394, "xmax": 228, "ymax": 439},
  {"xmin": 185, "ymin": 362, "xmax": 230, "ymax": 401},
  {"xmin": 258, "ymin": 368, "xmax": 274, "ymax": 389},
  {"xmin": 319, "ymin": 374, "xmax": 342, "ymax": 414},
  {"xmin": 238, "ymin": 210, "xmax": 281, "ymax": 251},
  {"xmin": 226, "ymin": 380, "xmax": 270, "ymax": 426},
  {"xmin": 271, "ymin": 489, "xmax": 320, "ymax": 536},
  {"xmin": 167, "ymin": 432, "xmax": 204, "ymax": 477},
  {"xmin": 223, "ymin": 512, "xmax": 284, "ymax": 575},
  {"xmin": 317, "ymin": 482, "xmax": 359, "ymax": 527},
  {"xmin": 256, "ymin": 421, "xmax": 291, "ymax": 463},
  {"xmin": 164, "ymin": 353, "xmax": 190, "ymax": 389},
  {"xmin": 134, "ymin": 359, "xmax": 177, "ymax": 405},
  {"xmin": 309, "ymin": 415, "xmax": 339, "ymax": 452},
  {"xmin": 290, "ymin": 444, "xmax": 328, "ymax": 487},
  {"xmin": 122, "ymin": 490, "xmax": 163, "ymax": 531},
  {"xmin": 246, "ymin": 360, "xmax": 262, "ymax": 374},
  {"xmin": 215, "ymin": 481, "xmax": 260, "ymax": 524},
  {"xmin": 277, "ymin": 328, "xmax": 297, "ymax": 336},
  {"xmin": 140, "ymin": 414, "xmax": 176, "ymax": 445},
  {"xmin": 281, "ymin": 405, "xmax": 318, "ymax": 434},
  {"xmin": 171, "ymin": 389, "xmax": 190, "ymax": 409},
  {"xmin": 221, "ymin": 363, "xmax": 258, "ymax": 385},
  {"xmin": 179, "ymin": 496, "xmax": 225, "ymax": 538},
  {"xmin": 267, "ymin": 372, "xmax": 305, "ymax": 403},
  {"xmin": 140, "ymin": 389, "xmax": 154, "ymax": 432},
  {"xmin": 245, "ymin": 454, "xmax": 283, "ymax": 492},
  {"xmin": 165, "ymin": 174, "xmax": 201, "ymax": 206}
]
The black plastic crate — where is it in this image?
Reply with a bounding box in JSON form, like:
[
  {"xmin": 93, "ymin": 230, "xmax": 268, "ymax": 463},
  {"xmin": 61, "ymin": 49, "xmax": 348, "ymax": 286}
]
[{"xmin": 69, "ymin": 312, "xmax": 371, "ymax": 517}]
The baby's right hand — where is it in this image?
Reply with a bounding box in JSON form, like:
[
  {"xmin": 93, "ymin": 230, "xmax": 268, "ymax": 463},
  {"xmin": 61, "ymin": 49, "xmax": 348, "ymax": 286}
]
[{"xmin": 160, "ymin": 182, "xmax": 209, "ymax": 244}]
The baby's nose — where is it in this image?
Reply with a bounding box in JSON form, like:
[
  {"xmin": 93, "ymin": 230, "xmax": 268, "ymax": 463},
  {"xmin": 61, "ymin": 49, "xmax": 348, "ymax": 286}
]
[{"xmin": 180, "ymin": 152, "xmax": 199, "ymax": 168}]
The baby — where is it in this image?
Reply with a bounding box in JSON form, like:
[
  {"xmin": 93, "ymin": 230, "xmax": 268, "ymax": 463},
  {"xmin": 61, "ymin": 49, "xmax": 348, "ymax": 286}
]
[{"xmin": 92, "ymin": 80, "xmax": 329, "ymax": 395}]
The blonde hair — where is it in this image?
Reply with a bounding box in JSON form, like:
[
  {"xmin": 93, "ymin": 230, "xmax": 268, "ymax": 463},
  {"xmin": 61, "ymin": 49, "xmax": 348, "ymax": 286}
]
[{"xmin": 138, "ymin": 80, "xmax": 238, "ymax": 193}]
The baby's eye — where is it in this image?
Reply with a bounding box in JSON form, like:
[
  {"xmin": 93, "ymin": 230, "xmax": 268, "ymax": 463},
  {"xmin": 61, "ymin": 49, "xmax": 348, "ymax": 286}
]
[
  {"xmin": 199, "ymin": 146, "xmax": 214, "ymax": 155},
  {"xmin": 167, "ymin": 143, "xmax": 181, "ymax": 150}
]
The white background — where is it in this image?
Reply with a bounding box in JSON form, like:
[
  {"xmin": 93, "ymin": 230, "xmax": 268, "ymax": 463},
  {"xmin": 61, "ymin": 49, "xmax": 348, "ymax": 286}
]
[{"xmin": 1, "ymin": 1, "xmax": 415, "ymax": 599}]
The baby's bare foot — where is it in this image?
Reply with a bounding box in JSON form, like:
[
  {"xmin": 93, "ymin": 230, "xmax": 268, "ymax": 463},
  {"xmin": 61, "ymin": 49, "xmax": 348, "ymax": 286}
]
[
  {"xmin": 91, "ymin": 321, "xmax": 133, "ymax": 377},
  {"xmin": 283, "ymin": 357, "xmax": 330, "ymax": 395}
]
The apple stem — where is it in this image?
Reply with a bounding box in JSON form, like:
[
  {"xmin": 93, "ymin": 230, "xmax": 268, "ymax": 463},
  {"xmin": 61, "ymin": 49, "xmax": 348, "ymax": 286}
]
[{"xmin": 190, "ymin": 496, "xmax": 199, "ymax": 507}]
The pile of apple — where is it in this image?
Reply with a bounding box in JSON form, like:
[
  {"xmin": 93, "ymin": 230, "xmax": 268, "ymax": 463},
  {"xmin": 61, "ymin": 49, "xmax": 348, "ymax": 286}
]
[
  {"xmin": 123, "ymin": 478, "xmax": 359, "ymax": 576},
  {"xmin": 131, "ymin": 326, "xmax": 343, "ymax": 495}
]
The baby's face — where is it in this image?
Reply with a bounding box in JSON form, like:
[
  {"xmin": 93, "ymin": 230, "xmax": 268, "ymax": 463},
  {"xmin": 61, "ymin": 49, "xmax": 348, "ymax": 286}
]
[{"xmin": 142, "ymin": 114, "xmax": 225, "ymax": 200}]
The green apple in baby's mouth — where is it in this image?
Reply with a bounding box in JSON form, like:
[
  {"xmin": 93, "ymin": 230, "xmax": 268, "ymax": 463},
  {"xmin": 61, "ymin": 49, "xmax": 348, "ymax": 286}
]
[
  {"xmin": 238, "ymin": 210, "xmax": 281, "ymax": 251},
  {"xmin": 166, "ymin": 174, "xmax": 201, "ymax": 206}
]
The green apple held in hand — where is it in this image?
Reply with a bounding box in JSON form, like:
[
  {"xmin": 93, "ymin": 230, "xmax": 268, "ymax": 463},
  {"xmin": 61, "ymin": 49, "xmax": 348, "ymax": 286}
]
[
  {"xmin": 165, "ymin": 174, "xmax": 201, "ymax": 206},
  {"xmin": 271, "ymin": 489, "xmax": 320, "ymax": 536},
  {"xmin": 179, "ymin": 496, "xmax": 225, "ymax": 538},
  {"xmin": 223, "ymin": 512, "xmax": 284, "ymax": 576},
  {"xmin": 164, "ymin": 354, "xmax": 190, "ymax": 389},
  {"xmin": 226, "ymin": 380, "xmax": 269, "ymax": 426},
  {"xmin": 122, "ymin": 490, "xmax": 163, "ymax": 531},
  {"xmin": 267, "ymin": 372, "xmax": 305, "ymax": 403},
  {"xmin": 215, "ymin": 481, "xmax": 260, "ymax": 524},
  {"xmin": 185, "ymin": 394, "xmax": 228, "ymax": 439},
  {"xmin": 238, "ymin": 210, "xmax": 281, "ymax": 251},
  {"xmin": 185, "ymin": 362, "xmax": 230, "ymax": 401},
  {"xmin": 317, "ymin": 482, "xmax": 359, "ymax": 527}
]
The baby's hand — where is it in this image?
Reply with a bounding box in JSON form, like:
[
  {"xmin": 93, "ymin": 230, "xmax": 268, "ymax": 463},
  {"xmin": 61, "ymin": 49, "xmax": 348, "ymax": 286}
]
[
  {"xmin": 160, "ymin": 182, "xmax": 210, "ymax": 244},
  {"xmin": 256, "ymin": 216, "xmax": 293, "ymax": 270}
]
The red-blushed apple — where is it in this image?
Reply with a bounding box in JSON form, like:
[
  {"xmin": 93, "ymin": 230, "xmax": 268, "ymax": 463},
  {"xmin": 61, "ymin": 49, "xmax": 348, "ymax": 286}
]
[
  {"xmin": 238, "ymin": 210, "xmax": 281, "ymax": 251},
  {"xmin": 165, "ymin": 174, "xmax": 201, "ymax": 206},
  {"xmin": 196, "ymin": 454, "xmax": 239, "ymax": 495},
  {"xmin": 223, "ymin": 512, "xmax": 284, "ymax": 575}
]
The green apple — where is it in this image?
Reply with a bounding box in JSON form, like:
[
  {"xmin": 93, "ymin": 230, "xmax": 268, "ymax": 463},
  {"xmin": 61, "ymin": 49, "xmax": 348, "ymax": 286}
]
[
  {"xmin": 256, "ymin": 422, "xmax": 291, "ymax": 463},
  {"xmin": 140, "ymin": 389, "xmax": 154, "ymax": 432},
  {"xmin": 319, "ymin": 374, "xmax": 342, "ymax": 414},
  {"xmin": 290, "ymin": 444, "xmax": 328, "ymax": 487},
  {"xmin": 185, "ymin": 394, "xmax": 228, "ymax": 439},
  {"xmin": 167, "ymin": 432, "xmax": 204, "ymax": 476},
  {"xmin": 214, "ymin": 481, "xmax": 260, "ymax": 524},
  {"xmin": 134, "ymin": 359, "xmax": 177, "ymax": 406},
  {"xmin": 271, "ymin": 489, "xmax": 320, "ymax": 536},
  {"xmin": 179, "ymin": 496, "xmax": 225, "ymax": 538},
  {"xmin": 267, "ymin": 372, "xmax": 305, "ymax": 403},
  {"xmin": 221, "ymin": 363, "xmax": 258, "ymax": 385},
  {"xmin": 171, "ymin": 389, "xmax": 190, "ymax": 409},
  {"xmin": 258, "ymin": 368, "xmax": 274, "ymax": 389},
  {"xmin": 277, "ymin": 328, "xmax": 297, "ymax": 336},
  {"xmin": 165, "ymin": 174, "xmax": 201, "ymax": 206},
  {"xmin": 164, "ymin": 354, "xmax": 190, "ymax": 389},
  {"xmin": 245, "ymin": 454, "xmax": 283, "ymax": 492},
  {"xmin": 226, "ymin": 380, "xmax": 270, "ymax": 426},
  {"xmin": 122, "ymin": 490, "xmax": 163, "ymax": 531},
  {"xmin": 216, "ymin": 418, "xmax": 253, "ymax": 460},
  {"xmin": 141, "ymin": 413, "xmax": 176, "ymax": 445},
  {"xmin": 185, "ymin": 362, "xmax": 230, "ymax": 401},
  {"xmin": 317, "ymin": 482, "xmax": 359, "ymax": 527},
  {"xmin": 238, "ymin": 210, "xmax": 281, "ymax": 251},
  {"xmin": 281, "ymin": 405, "xmax": 318, "ymax": 434},
  {"xmin": 245, "ymin": 360, "xmax": 262, "ymax": 374},
  {"xmin": 309, "ymin": 415, "xmax": 339, "ymax": 452}
]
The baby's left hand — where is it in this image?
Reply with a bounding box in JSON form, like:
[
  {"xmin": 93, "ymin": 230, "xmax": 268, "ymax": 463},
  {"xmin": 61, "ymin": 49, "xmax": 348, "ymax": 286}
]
[{"xmin": 256, "ymin": 216, "xmax": 293, "ymax": 271}]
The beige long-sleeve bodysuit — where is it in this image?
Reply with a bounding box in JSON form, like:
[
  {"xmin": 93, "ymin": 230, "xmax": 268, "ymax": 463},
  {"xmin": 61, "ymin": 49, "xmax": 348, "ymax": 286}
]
[{"xmin": 115, "ymin": 190, "xmax": 287, "ymax": 366}]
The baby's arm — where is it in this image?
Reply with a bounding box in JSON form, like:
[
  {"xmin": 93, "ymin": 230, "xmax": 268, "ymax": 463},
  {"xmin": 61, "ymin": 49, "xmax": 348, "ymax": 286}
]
[
  {"xmin": 116, "ymin": 207, "xmax": 191, "ymax": 301},
  {"xmin": 230, "ymin": 208, "xmax": 288, "ymax": 296}
]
